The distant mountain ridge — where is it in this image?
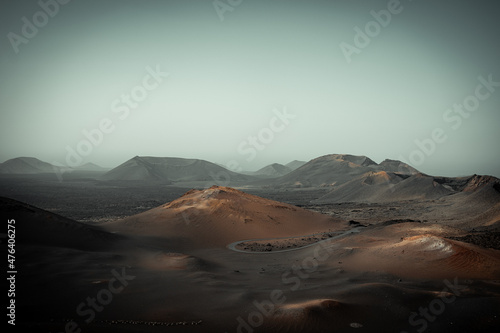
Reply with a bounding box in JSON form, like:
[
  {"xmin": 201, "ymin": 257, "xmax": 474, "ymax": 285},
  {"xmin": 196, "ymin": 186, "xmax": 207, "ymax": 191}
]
[
  {"xmin": 0, "ymin": 157, "xmax": 108, "ymax": 175},
  {"xmin": 77, "ymin": 162, "xmax": 110, "ymax": 172},
  {"xmin": 101, "ymin": 156, "xmax": 255, "ymax": 183},
  {"xmin": 378, "ymin": 159, "xmax": 419, "ymax": 175},
  {"xmin": 268, "ymin": 154, "xmax": 414, "ymax": 188},
  {"xmin": 263, "ymin": 154, "xmax": 500, "ymax": 204},
  {"xmin": 285, "ymin": 160, "xmax": 307, "ymax": 171},
  {"xmin": 2, "ymin": 154, "xmax": 498, "ymax": 206},
  {"xmin": 0, "ymin": 157, "xmax": 57, "ymax": 174},
  {"xmin": 253, "ymin": 163, "xmax": 292, "ymax": 177}
]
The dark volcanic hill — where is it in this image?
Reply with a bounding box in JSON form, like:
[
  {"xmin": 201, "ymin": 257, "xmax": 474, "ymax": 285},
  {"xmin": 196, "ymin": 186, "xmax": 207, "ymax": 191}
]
[
  {"xmin": 265, "ymin": 154, "xmax": 500, "ymax": 205},
  {"xmin": 253, "ymin": 163, "xmax": 292, "ymax": 177},
  {"xmin": 0, "ymin": 157, "xmax": 109, "ymax": 176},
  {"xmin": 285, "ymin": 160, "xmax": 307, "ymax": 171},
  {"xmin": 0, "ymin": 157, "xmax": 58, "ymax": 174},
  {"xmin": 313, "ymin": 172, "xmax": 453, "ymax": 203},
  {"xmin": 102, "ymin": 156, "xmax": 255, "ymax": 183},
  {"xmin": 0, "ymin": 196, "xmax": 122, "ymax": 250},
  {"xmin": 378, "ymin": 159, "xmax": 419, "ymax": 175},
  {"xmin": 75, "ymin": 162, "xmax": 109, "ymax": 172},
  {"xmin": 270, "ymin": 154, "xmax": 390, "ymax": 188}
]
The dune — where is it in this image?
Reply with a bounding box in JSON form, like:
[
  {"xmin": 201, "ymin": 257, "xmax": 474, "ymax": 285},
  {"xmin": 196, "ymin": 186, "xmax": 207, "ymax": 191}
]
[
  {"xmin": 260, "ymin": 299, "xmax": 349, "ymax": 333},
  {"xmin": 326, "ymin": 222, "xmax": 500, "ymax": 279},
  {"xmin": 104, "ymin": 186, "xmax": 345, "ymax": 248},
  {"xmin": 136, "ymin": 251, "xmax": 211, "ymax": 271},
  {"xmin": 5, "ymin": 188, "xmax": 500, "ymax": 333},
  {"xmin": 3, "ymin": 155, "xmax": 500, "ymax": 333}
]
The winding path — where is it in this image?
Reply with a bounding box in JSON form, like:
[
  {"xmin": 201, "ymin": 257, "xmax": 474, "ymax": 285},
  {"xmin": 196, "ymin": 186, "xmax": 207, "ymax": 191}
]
[{"xmin": 227, "ymin": 227, "xmax": 362, "ymax": 254}]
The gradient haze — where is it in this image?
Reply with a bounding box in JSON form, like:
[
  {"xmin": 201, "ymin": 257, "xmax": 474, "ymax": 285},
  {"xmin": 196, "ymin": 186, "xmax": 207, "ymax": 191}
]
[{"xmin": 0, "ymin": 0, "xmax": 499, "ymax": 177}]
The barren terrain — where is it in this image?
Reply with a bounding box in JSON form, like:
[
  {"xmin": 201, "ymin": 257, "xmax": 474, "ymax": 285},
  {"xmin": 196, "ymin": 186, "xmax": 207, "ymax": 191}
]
[{"xmin": 1, "ymin": 154, "xmax": 499, "ymax": 332}]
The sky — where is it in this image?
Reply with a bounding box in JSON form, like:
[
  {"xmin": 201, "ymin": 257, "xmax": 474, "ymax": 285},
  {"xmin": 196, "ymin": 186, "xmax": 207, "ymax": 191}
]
[{"xmin": 0, "ymin": 0, "xmax": 499, "ymax": 177}]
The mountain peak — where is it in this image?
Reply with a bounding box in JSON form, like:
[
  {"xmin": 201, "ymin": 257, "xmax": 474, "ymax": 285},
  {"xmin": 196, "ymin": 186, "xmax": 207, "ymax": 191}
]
[
  {"xmin": 254, "ymin": 163, "xmax": 292, "ymax": 177},
  {"xmin": 332, "ymin": 154, "xmax": 378, "ymax": 166},
  {"xmin": 102, "ymin": 156, "xmax": 253, "ymax": 183},
  {"xmin": 167, "ymin": 186, "xmax": 266, "ymax": 208},
  {"xmin": 108, "ymin": 186, "xmax": 341, "ymax": 248},
  {"xmin": 379, "ymin": 159, "xmax": 419, "ymax": 175},
  {"xmin": 0, "ymin": 157, "xmax": 56, "ymax": 174},
  {"xmin": 285, "ymin": 160, "xmax": 307, "ymax": 171},
  {"xmin": 310, "ymin": 154, "xmax": 377, "ymax": 167}
]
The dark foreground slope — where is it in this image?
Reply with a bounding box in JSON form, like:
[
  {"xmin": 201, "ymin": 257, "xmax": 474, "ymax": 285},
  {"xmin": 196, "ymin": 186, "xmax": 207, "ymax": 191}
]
[{"xmin": 2, "ymin": 186, "xmax": 500, "ymax": 333}]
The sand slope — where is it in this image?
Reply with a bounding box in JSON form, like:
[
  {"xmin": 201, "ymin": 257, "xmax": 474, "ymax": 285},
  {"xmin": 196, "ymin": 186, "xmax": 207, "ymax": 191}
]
[
  {"xmin": 0, "ymin": 196, "xmax": 122, "ymax": 250},
  {"xmin": 105, "ymin": 186, "xmax": 344, "ymax": 248},
  {"xmin": 5, "ymin": 188, "xmax": 500, "ymax": 333},
  {"xmin": 325, "ymin": 221, "xmax": 500, "ymax": 279}
]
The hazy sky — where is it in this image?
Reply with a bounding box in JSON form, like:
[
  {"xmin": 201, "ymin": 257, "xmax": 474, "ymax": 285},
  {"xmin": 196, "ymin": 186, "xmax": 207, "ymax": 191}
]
[{"xmin": 1, "ymin": 0, "xmax": 499, "ymax": 177}]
